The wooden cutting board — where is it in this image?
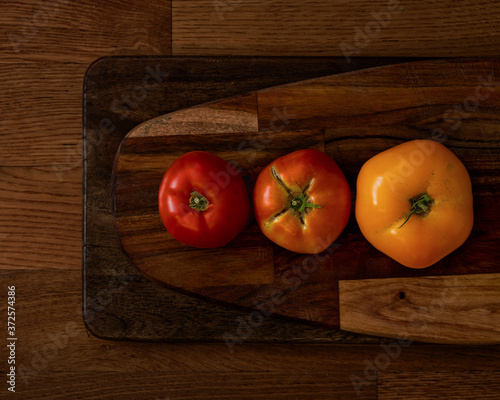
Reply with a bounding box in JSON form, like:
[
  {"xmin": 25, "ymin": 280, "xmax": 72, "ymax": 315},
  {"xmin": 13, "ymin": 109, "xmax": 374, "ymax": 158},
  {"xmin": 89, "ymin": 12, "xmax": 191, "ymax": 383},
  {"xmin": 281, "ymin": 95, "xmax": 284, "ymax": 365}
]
[{"xmin": 111, "ymin": 58, "xmax": 500, "ymax": 344}]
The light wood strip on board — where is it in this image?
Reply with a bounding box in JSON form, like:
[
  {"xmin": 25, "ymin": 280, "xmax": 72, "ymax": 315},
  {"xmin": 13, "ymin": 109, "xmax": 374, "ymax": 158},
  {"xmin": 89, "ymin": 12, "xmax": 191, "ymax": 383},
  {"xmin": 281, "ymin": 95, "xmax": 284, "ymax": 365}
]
[{"xmin": 339, "ymin": 274, "xmax": 500, "ymax": 344}]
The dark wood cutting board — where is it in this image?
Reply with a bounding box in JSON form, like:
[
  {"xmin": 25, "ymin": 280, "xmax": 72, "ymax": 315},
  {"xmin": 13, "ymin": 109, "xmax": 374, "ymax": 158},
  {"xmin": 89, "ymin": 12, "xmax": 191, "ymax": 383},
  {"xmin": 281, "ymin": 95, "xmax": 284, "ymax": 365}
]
[{"xmin": 110, "ymin": 59, "xmax": 500, "ymax": 344}]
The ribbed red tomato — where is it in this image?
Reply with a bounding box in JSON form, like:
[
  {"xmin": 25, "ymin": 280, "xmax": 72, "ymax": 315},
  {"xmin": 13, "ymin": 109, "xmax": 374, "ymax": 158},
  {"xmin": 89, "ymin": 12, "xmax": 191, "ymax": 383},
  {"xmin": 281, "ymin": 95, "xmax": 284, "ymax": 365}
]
[
  {"xmin": 158, "ymin": 151, "xmax": 250, "ymax": 248},
  {"xmin": 253, "ymin": 149, "xmax": 351, "ymax": 254}
]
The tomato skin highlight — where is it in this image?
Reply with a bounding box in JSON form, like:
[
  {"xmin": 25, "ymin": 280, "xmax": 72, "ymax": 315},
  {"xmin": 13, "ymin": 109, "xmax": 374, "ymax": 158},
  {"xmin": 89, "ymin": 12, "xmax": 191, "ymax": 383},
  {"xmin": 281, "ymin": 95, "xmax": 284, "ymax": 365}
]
[
  {"xmin": 355, "ymin": 140, "xmax": 474, "ymax": 269},
  {"xmin": 158, "ymin": 151, "xmax": 250, "ymax": 248},
  {"xmin": 253, "ymin": 149, "xmax": 351, "ymax": 254}
]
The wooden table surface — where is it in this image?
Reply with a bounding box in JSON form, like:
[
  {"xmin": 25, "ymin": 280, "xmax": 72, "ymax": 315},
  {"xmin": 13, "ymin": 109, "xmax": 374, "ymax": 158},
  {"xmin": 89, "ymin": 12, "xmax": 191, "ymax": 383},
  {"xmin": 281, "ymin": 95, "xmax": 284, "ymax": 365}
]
[{"xmin": 1, "ymin": 1, "xmax": 500, "ymax": 399}]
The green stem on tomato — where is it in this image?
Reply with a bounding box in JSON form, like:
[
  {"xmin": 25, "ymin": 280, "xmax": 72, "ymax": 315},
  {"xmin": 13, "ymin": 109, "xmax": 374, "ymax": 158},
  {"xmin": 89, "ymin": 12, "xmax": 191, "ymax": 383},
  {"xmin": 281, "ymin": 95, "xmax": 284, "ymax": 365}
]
[
  {"xmin": 398, "ymin": 193, "xmax": 434, "ymax": 228},
  {"xmin": 270, "ymin": 165, "xmax": 322, "ymax": 227},
  {"xmin": 189, "ymin": 191, "xmax": 209, "ymax": 212},
  {"xmin": 290, "ymin": 193, "xmax": 322, "ymax": 213}
]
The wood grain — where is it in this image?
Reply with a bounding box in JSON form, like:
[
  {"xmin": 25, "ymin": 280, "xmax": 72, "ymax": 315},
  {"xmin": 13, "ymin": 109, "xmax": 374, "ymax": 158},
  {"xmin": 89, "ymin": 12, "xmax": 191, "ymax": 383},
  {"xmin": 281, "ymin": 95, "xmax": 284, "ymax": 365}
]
[
  {"xmin": 0, "ymin": 166, "xmax": 81, "ymax": 270},
  {"xmin": 339, "ymin": 274, "xmax": 500, "ymax": 344},
  {"xmin": 0, "ymin": 0, "xmax": 171, "ymax": 63},
  {"xmin": 128, "ymin": 94, "xmax": 259, "ymax": 137},
  {"xmin": 0, "ymin": 0, "xmax": 173, "ymax": 163},
  {"xmin": 172, "ymin": 0, "xmax": 500, "ymax": 56},
  {"xmin": 16, "ymin": 371, "xmax": 377, "ymax": 400},
  {"xmin": 0, "ymin": 63, "xmax": 85, "ymax": 167},
  {"xmin": 112, "ymin": 58, "xmax": 500, "ymax": 341},
  {"xmin": 379, "ymin": 371, "xmax": 500, "ymax": 400}
]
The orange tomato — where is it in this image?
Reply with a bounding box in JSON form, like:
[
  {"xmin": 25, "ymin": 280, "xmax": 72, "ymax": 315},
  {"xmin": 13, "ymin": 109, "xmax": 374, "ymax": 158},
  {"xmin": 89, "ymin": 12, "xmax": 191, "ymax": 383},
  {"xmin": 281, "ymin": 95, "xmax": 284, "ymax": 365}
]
[{"xmin": 355, "ymin": 140, "xmax": 473, "ymax": 269}]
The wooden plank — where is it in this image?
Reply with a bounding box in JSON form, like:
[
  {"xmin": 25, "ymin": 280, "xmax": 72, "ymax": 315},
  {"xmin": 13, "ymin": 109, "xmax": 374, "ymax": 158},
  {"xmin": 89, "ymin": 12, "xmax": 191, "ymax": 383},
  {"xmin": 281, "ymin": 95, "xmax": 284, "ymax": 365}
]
[
  {"xmin": 339, "ymin": 274, "xmax": 500, "ymax": 344},
  {"xmin": 0, "ymin": 166, "xmax": 81, "ymax": 270},
  {"xmin": 357, "ymin": 344, "xmax": 500, "ymax": 373},
  {"xmin": 128, "ymin": 94, "xmax": 259, "ymax": 137},
  {"xmin": 379, "ymin": 371, "xmax": 500, "ymax": 400},
  {"xmin": 0, "ymin": 63, "xmax": 85, "ymax": 167},
  {"xmin": 0, "ymin": 0, "xmax": 171, "ymax": 63},
  {"xmin": 172, "ymin": 0, "xmax": 500, "ymax": 56},
  {"xmin": 257, "ymin": 59, "xmax": 500, "ymax": 131},
  {"xmin": 15, "ymin": 371, "xmax": 376, "ymax": 399}
]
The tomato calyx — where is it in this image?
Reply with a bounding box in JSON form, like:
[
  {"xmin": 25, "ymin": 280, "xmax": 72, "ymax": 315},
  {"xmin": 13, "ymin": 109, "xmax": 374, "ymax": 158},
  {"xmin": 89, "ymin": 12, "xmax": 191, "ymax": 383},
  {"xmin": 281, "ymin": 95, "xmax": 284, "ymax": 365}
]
[
  {"xmin": 270, "ymin": 166, "xmax": 322, "ymax": 226},
  {"xmin": 189, "ymin": 190, "xmax": 209, "ymax": 212},
  {"xmin": 290, "ymin": 193, "xmax": 322, "ymax": 213},
  {"xmin": 398, "ymin": 193, "xmax": 434, "ymax": 228}
]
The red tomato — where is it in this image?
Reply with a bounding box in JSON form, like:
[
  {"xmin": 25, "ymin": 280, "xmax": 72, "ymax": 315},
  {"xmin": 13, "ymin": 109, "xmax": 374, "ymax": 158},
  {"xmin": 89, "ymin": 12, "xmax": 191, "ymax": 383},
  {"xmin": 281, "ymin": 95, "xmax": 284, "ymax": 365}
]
[
  {"xmin": 158, "ymin": 151, "xmax": 250, "ymax": 248},
  {"xmin": 253, "ymin": 149, "xmax": 351, "ymax": 254}
]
